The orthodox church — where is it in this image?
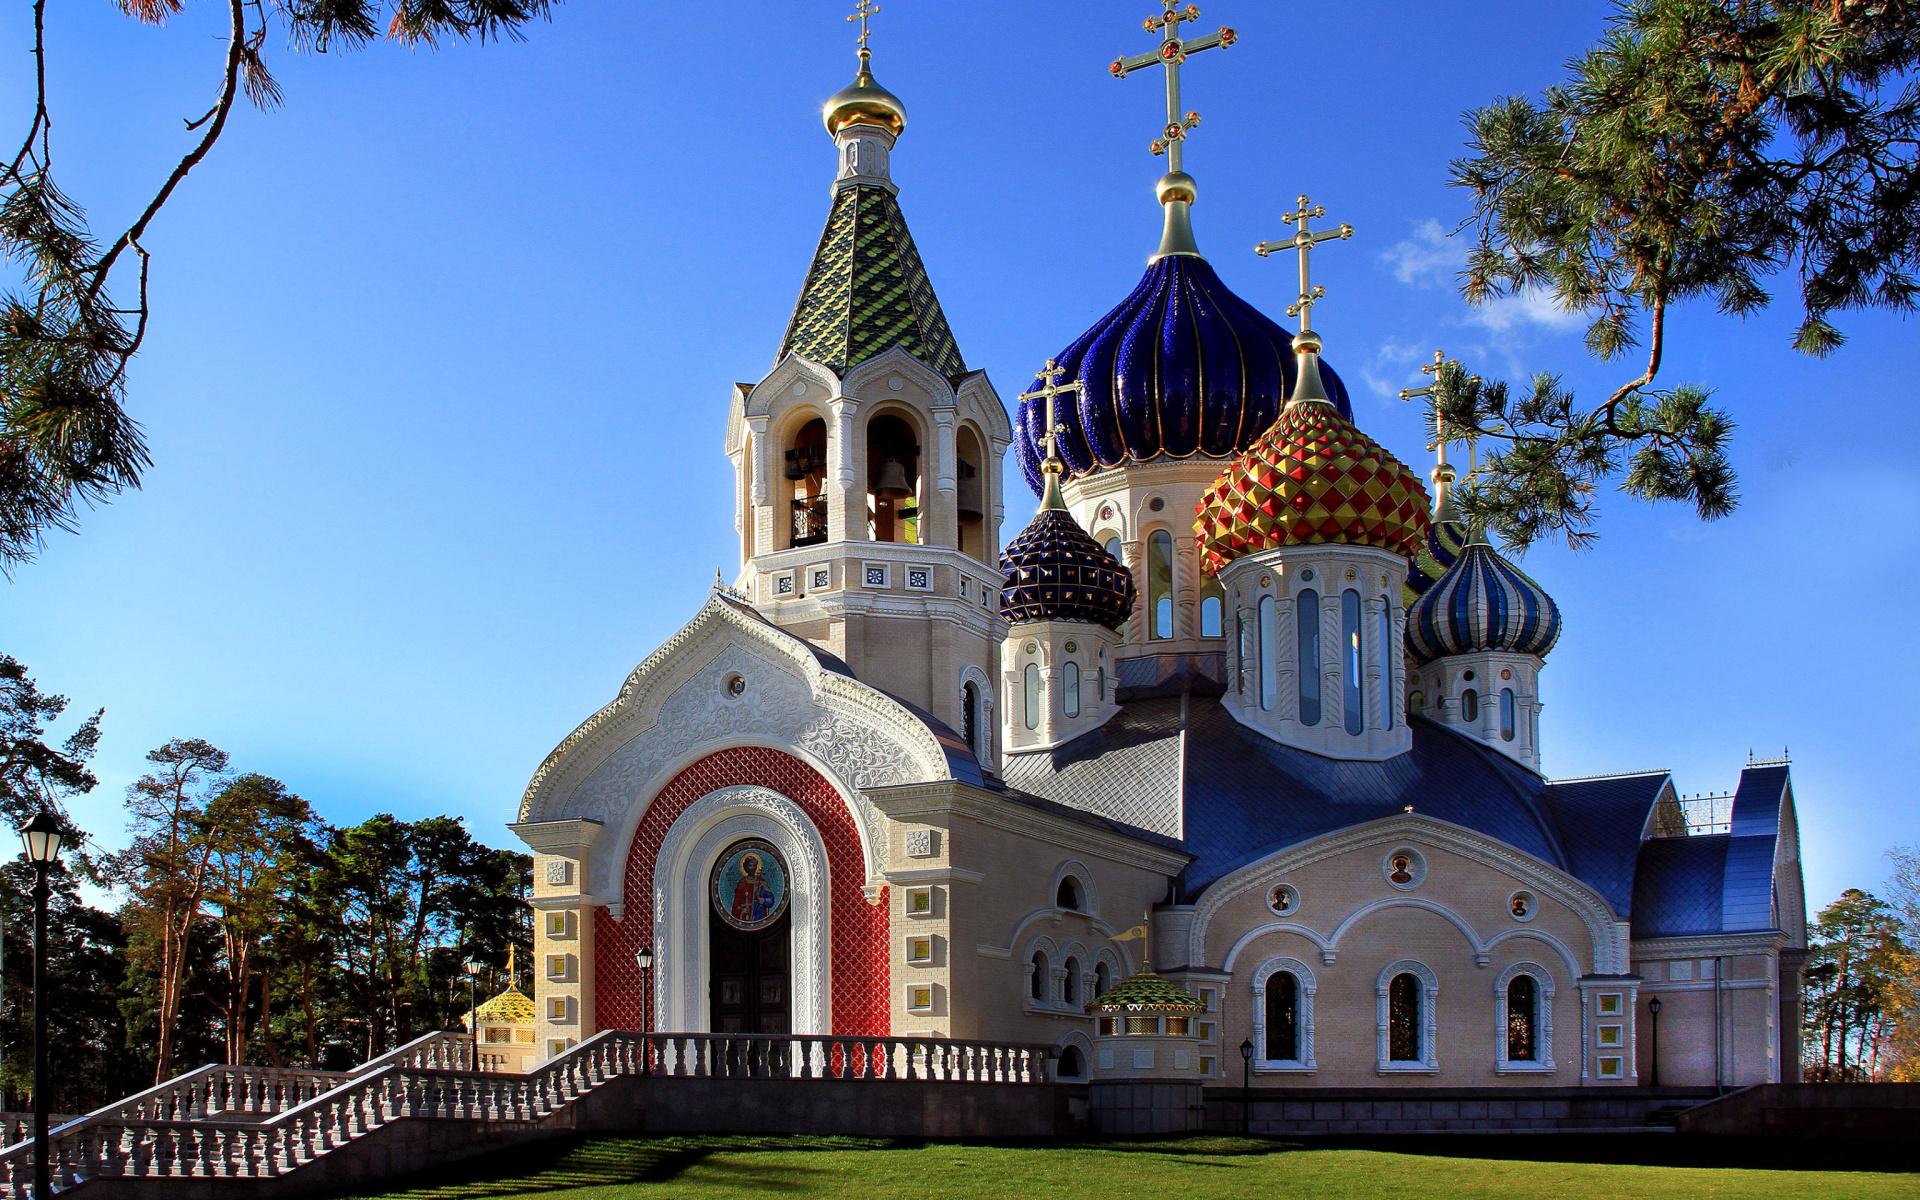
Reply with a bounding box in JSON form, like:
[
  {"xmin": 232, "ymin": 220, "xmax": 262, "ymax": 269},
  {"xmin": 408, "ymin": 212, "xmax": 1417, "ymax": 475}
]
[{"xmin": 509, "ymin": 7, "xmax": 1806, "ymax": 1104}]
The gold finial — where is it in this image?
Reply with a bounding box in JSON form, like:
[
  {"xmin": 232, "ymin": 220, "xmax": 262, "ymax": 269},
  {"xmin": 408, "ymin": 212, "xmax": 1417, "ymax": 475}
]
[
  {"xmin": 1111, "ymin": 1, "xmax": 1237, "ymax": 260},
  {"xmin": 505, "ymin": 945, "xmax": 516, "ymax": 980},
  {"xmin": 1017, "ymin": 359, "xmax": 1083, "ymax": 512},
  {"xmin": 1254, "ymin": 194, "xmax": 1353, "ymax": 336}
]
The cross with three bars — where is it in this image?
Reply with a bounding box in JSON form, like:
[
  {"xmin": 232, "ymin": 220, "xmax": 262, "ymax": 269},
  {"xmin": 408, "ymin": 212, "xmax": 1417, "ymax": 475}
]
[
  {"xmin": 1110, "ymin": 2, "xmax": 1238, "ymax": 175},
  {"xmin": 1255, "ymin": 194, "xmax": 1353, "ymax": 334}
]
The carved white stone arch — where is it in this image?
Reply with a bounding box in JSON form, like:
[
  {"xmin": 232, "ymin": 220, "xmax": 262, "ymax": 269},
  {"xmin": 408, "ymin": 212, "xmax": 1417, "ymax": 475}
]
[
  {"xmin": 958, "ymin": 663, "xmax": 996, "ymax": 770},
  {"xmin": 1049, "ymin": 859, "xmax": 1100, "ymax": 917},
  {"xmin": 1331, "ymin": 897, "xmax": 1490, "ymax": 966},
  {"xmin": 1057, "ymin": 940, "xmax": 1092, "ymax": 1009},
  {"xmin": 651, "ymin": 786, "xmax": 831, "ymax": 1036},
  {"xmin": 1377, "ymin": 959, "xmax": 1440, "ymax": 1074},
  {"xmin": 1091, "ymin": 946, "xmax": 1124, "ymax": 998},
  {"xmin": 843, "ymin": 344, "xmax": 957, "ymax": 407},
  {"xmin": 742, "ymin": 353, "xmax": 843, "ymax": 422},
  {"xmin": 1021, "ymin": 934, "xmax": 1061, "ymax": 1006},
  {"xmin": 516, "ymin": 593, "xmax": 951, "ymax": 901},
  {"xmin": 1493, "ymin": 960, "xmax": 1557, "ymax": 1074},
  {"xmin": 1222, "ymin": 922, "xmax": 1337, "ymax": 970},
  {"xmin": 1250, "ymin": 956, "xmax": 1317, "ymax": 1072},
  {"xmin": 1485, "ymin": 927, "xmax": 1583, "ymax": 983},
  {"xmin": 1053, "ymin": 1029, "xmax": 1095, "ymax": 1080}
]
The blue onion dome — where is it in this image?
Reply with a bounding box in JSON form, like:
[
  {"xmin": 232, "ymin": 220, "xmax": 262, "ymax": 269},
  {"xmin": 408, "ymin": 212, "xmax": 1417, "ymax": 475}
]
[
  {"xmin": 1014, "ymin": 255, "xmax": 1354, "ymax": 496},
  {"xmin": 1000, "ymin": 509, "xmax": 1136, "ymax": 631},
  {"xmin": 1405, "ymin": 536, "xmax": 1562, "ymax": 665}
]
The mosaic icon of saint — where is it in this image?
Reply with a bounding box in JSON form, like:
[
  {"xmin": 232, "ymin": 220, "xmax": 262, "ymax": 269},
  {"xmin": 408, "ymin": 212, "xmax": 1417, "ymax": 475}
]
[{"xmin": 731, "ymin": 852, "xmax": 777, "ymax": 924}]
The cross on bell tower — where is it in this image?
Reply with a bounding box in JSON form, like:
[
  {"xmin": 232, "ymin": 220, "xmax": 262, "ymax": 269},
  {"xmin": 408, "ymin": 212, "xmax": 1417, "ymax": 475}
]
[{"xmin": 1018, "ymin": 359, "xmax": 1082, "ymax": 512}]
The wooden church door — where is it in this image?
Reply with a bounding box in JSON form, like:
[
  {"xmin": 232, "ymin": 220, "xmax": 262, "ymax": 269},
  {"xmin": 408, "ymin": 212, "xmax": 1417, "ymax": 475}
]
[{"xmin": 707, "ymin": 838, "xmax": 793, "ymax": 1034}]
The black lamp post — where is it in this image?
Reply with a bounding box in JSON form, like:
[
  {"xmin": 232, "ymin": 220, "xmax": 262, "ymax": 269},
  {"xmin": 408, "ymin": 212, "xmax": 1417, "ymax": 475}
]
[
  {"xmin": 21, "ymin": 811, "xmax": 66, "ymax": 1200},
  {"xmin": 635, "ymin": 947, "xmax": 655, "ymax": 1074},
  {"xmin": 1238, "ymin": 1038, "xmax": 1254, "ymax": 1135},
  {"xmin": 463, "ymin": 956, "xmax": 484, "ymax": 1071},
  {"xmin": 1647, "ymin": 996, "xmax": 1663, "ymax": 1089}
]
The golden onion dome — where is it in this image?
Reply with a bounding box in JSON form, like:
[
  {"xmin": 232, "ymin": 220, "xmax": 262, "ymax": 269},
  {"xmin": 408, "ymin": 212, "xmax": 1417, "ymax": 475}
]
[{"xmin": 823, "ymin": 62, "xmax": 907, "ymax": 137}]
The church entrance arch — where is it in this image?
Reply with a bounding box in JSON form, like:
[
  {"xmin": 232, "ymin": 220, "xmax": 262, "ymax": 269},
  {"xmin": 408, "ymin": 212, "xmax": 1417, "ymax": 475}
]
[{"xmin": 708, "ymin": 838, "xmax": 794, "ymax": 1033}]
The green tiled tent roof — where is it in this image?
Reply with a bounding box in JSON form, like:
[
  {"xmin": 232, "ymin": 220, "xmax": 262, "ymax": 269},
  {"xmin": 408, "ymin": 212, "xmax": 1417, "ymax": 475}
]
[
  {"xmin": 779, "ymin": 184, "xmax": 965, "ymax": 379},
  {"xmin": 1086, "ymin": 970, "xmax": 1208, "ymax": 1014}
]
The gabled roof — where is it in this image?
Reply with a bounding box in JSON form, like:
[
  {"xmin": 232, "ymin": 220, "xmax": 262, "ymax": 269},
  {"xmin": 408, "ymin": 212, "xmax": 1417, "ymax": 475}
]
[
  {"xmin": 1539, "ymin": 771, "xmax": 1672, "ymax": 920},
  {"xmin": 1630, "ymin": 763, "xmax": 1795, "ymax": 939},
  {"xmin": 778, "ymin": 184, "xmax": 965, "ymax": 379}
]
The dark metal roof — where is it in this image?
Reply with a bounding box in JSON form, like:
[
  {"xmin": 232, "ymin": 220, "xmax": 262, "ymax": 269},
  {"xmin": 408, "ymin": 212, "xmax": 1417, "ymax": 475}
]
[
  {"xmin": 1629, "ymin": 764, "xmax": 1793, "ymax": 938},
  {"xmin": 1633, "ymin": 836, "xmax": 1731, "ymax": 937},
  {"xmin": 1004, "ymin": 695, "xmax": 1671, "ymax": 911}
]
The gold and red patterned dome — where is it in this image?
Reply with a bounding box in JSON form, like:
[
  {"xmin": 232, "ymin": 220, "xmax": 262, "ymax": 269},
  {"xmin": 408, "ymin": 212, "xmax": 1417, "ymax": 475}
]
[{"xmin": 1195, "ymin": 399, "xmax": 1432, "ymax": 576}]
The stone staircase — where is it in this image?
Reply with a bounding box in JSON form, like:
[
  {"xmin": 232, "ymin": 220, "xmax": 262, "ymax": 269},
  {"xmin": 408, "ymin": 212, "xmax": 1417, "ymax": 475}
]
[{"xmin": 0, "ymin": 1031, "xmax": 1050, "ymax": 1199}]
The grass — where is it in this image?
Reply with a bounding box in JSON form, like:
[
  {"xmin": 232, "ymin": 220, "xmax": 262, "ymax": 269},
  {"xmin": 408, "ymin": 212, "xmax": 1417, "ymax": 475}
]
[{"xmin": 348, "ymin": 1133, "xmax": 1920, "ymax": 1200}]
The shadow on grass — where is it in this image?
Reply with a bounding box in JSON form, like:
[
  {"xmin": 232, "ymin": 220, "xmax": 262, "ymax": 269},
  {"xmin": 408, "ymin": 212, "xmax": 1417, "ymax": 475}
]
[{"xmin": 1304, "ymin": 1132, "xmax": 1920, "ymax": 1174}]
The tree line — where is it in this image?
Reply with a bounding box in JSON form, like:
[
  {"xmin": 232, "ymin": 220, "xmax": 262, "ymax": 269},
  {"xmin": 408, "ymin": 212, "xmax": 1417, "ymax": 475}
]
[
  {"xmin": 1802, "ymin": 848, "xmax": 1920, "ymax": 1082},
  {"xmin": 0, "ymin": 656, "xmax": 529, "ymax": 1113}
]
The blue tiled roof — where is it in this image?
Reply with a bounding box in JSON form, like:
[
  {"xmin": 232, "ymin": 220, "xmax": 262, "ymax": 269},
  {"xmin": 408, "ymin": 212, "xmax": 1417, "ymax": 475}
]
[
  {"xmin": 1633, "ymin": 836, "xmax": 1731, "ymax": 937},
  {"xmin": 1540, "ymin": 771, "xmax": 1670, "ymax": 920},
  {"xmin": 1724, "ymin": 765, "xmax": 1790, "ymax": 932},
  {"xmin": 1629, "ymin": 764, "xmax": 1792, "ymax": 938}
]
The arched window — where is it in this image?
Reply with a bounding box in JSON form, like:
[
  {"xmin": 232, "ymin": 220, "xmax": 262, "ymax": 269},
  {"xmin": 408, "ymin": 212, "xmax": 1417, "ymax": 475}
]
[
  {"xmin": 1148, "ymin": 531, "xmax": 1174, "ymax": 639},
  {"xmin": 1029, "ymin": 951, "xmax": 1048, "ymax": 1002},
  {"xmin": 1062, "ymin": 957, "xmax": 1080, "ymax": 1005},
  {"xmin": 962, "ymin": 681, "xmax": 980, "ymax": 758},
  {"xmin": 1500, "ymin": 688, "xmax": 1516, "ymax": 741},
  {"xmin": 1266, "ymin": 972, "xmax": 1300, "ymax": 1061},
  {"xmin": 1409, "ymin": 690, "xmax": 1424, "ymax": 715},
  {"xmin": 1506, "ymin": 975, "xmax": 1537, "ymax": 1061},
  {"xmin": 1057, "ymin": 1044, "xmax": 1085, "ymax": 1079},
  {"xmin": 784, "ymin": 417, "xmax": 828, "ymax": 549},
  {"xmin": 1461, "ymin": 688, "xmax": 1479, "ymax": 724},
  {"xmin": 1380, "ymin": 606, "xmax": 1394, "ymax": 730},
  {"xmin": 1388, "ymin": 973, "xmax": 1422, "ymax": 1061},
  {"xmin": 1296, "ymin": 589, "xmax": 1321, "ymax": 726},
  {"xmin": 1056, "ymin": 876, "xmax": 1081, "ymax": 910},
  {"xmin": 1023, "ymin": 663, "xmax": 1041, "ymax": 730},
  {"xmin": 1062, "ymin": 661, "xmax": 1081, "ymax": 718},
  {"xmin": 1342, "ymin": 588, "xmax": 1364, "ymax": 735},
  {"xmin": 866, "ymin": 414, "xmax": 921, "ymax": 544},
  {"xmin": 1258, "ymin": 595, "xmax": 1278, "ymax": 712},
  {"xmin": 1103, "ymin": 536, "xmax": 1123, "ymax": 563},
  {"xmin": 1200, "ymin": 574, "xmax": 1224, "ymax": 638},
  {"xmin": 956, "ymin": 426, "xmax": 987, "ymax": 561},
  {"xmin": 1094, "ymin": 960, "xmax": 1112, "ymax": 997}
]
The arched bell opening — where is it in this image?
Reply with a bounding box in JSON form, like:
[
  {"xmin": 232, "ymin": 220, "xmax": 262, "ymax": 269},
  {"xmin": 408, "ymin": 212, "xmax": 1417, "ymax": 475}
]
[
  {"xmin": 866, "ymin": 413, "xmax": 922, "ymax": 544},
  {"xmin": 956, "ymin": 425, "xmax": 986, "ymax": 561},
  {"xmin": 784, "ymin": 417, "xmax": 828, "ymax": 550}
]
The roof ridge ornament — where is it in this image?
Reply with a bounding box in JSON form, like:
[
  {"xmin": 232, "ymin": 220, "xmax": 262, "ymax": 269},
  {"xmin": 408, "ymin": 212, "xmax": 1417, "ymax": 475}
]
[
  {"xmin": 1017, "ymin": 359, "xmax": 1082, "ymax": 513},
  {"xmin": 1111, "ymin": 1, "xmax": 1238, "ymax": 262},
  {"xmin": 1255, "ymin": 194, "xmax": 1352, "ymax": 407}
]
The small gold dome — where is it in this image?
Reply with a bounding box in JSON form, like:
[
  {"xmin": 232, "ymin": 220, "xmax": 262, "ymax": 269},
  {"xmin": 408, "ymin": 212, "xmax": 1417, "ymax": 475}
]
[{"xmin": 824, "ymin": 65, "xmax": 907, "ymax": 137}]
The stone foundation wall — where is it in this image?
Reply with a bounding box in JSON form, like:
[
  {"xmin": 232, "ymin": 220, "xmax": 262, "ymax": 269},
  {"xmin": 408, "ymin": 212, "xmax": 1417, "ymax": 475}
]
[{"xmin": 1202, "ymin": 1087, "xmax": 1719, "ymax": 1134}]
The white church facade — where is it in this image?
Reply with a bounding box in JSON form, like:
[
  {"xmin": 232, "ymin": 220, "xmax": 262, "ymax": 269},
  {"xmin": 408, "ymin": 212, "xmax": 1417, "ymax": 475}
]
[{"xmin": 508, "ymin": 16, "xmax": 1807, "ymax": 1102}]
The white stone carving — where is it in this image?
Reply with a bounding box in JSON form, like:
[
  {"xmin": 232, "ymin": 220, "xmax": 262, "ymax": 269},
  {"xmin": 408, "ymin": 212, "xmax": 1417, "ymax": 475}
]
[
  {"xmin": 905, "ymin": 829, "xmax": 933, "ymax": 858},
  {"xmin": 544, "ymin": 860, "xmax": 571, "ymax": 887},
  {"xmin": 652, "ymin": 786, "xmax": 831, "ymax": 1036}
]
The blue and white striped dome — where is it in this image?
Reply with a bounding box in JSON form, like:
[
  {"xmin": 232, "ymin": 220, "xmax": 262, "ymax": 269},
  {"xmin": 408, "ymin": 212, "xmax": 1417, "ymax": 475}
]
[
  {"xmin": 1014, "ymin": 255, "xmax": 1353, "ymax": 496},
  {"xmin": 1405, "ymin": 539, "xmax": 1561, "ymax": 665}
]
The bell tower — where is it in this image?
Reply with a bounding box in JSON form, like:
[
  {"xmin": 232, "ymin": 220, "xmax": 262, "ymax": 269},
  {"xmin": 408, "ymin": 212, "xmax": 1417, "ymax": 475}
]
[{"xmin": 724, "ymin": 19, "xmax": 1011, "ymax": 756}]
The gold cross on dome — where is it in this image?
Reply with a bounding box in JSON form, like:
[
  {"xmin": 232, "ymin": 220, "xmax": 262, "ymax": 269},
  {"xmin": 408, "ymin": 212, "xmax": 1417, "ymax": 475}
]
[
  {"xmin": 1110, "ymin": 2, "xmax": 1238, "ymax": 175},
  {"xmin": 1399, "ymin": 350, "xmax": 1454, "ymax": 469},
  {"xmin": 1018, "ymin": 359, "xmax": 1082, "ymax": 465},
  {"xmin": 1255, "ymin": 194, "xmax": 1353, "ymax": 334},
  {"xmin": 848, "ymin": 0, "xmax": 881, "ymax": 53}
]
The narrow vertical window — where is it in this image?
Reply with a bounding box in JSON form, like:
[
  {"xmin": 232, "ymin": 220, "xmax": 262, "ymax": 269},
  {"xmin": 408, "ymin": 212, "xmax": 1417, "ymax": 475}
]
[
  {"xmin": 1104, "ymin": 536, "xmax": 1123, "ymax": 563},
  {"xmin": 1062, "ymin": 957, "xmax": 1080, "ymax": 1005},
  {"xmin": 1267, "ymin": 972, "xmax": 1300, "ymax": 1061},
  {"xmin": 1296, "ymin": 589, "xmax": 1321, "ymax": 726},
  {"xmin": 1023, "ymin": 663, "xmax": 1041, "ymax": 730},
  {"xmin": 962, "ymin": 682, "xmax": 979, "ymax": 757},
  {"xmin": 1094, "ymin": 961, "xmax": 1112, "ymax": 996},
  {"xmin": 1500, "ymin": 688, "xmax": 1516, "ymax": 741},
  {"xmin": 1461, "ymin": 688, "xmax": 1479, "ymax": 723},
  {"xmin": 1234, "ymin": 611, "xmax": 1248, "ymax": 692},
  {"xmin": 1258, "ymin": 595, "xmax": 1278, "ymax": 712},
  {"xmin": 1062, "ymin": 661, "xmax": 1081, "ymax": 718},
  {"xmin": 1506, "ymin": 975, "xmax": 1537, "ymax": 1061},
  {"xmin": 1149, "ymin": 531, "xmax": 1174, "ymax": 639},
  {"xmin": 1380, "ymin": 606, "xmax": 1394, "ymax": 730},
  {"xmin": 1200, "ymin": 574, "xmax": 1224, "ymax": 638},
  {"xmin": 1342, "ymin": 589, "xmax": 1364, "ymax": 735},
  {"xmin": 1030, "ymin": 952, "xmax": 1048, "ymax": 1001},
  {"xmin": 1388, "ymin": 973, "xmax": 1421, "ymax": 1061}
]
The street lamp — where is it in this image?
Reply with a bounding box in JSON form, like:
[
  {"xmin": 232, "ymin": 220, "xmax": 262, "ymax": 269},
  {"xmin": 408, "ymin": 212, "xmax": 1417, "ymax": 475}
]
[
  {"xmin": 1647, "ymin": 996, "xmax": 1663, "ymax": 1089},
  {"xmin": 463, "ymin": 956, "xmax": 484, "ymax": 1071},
  {"xmin": 21, "ymin": 811, "xmax": 67, "ymax": 1200},
  {"xmin": 1238, "ymin": 1038, "xmax": 1254, "ymax": 1135},
  {"xmin": 635, "ymin": 947, "xmax": 655, "ymax": 1074}
]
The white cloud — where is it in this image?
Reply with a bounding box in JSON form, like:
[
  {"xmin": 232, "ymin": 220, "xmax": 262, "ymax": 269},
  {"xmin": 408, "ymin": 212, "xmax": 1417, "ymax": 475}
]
[
  {"xmin": 1467, "ymin": 289, "xmax": 1585, "ymax": 333},
  {"xmin": 1381, "ymin": 219, "xmax": 1466, "ymax": 286}
]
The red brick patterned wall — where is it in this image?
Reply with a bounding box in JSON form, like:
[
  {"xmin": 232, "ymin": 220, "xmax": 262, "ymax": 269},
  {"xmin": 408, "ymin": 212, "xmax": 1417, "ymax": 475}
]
[{"xmin": 593, "ymin": 746, "xmax": 888, "ymax": 1035}]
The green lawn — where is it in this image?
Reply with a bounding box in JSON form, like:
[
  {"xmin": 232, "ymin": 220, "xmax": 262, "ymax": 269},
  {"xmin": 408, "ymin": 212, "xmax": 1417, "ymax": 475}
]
[{"xmin": 352, "ymin": 1134, "xmax": 1920, "ymax": 1200}]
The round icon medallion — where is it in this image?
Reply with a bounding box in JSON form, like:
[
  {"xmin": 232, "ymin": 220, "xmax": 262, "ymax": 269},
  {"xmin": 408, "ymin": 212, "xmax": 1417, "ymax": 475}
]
[{"xmin": 710, "ymin": 839, "xmax": 791, "ymax": 932}]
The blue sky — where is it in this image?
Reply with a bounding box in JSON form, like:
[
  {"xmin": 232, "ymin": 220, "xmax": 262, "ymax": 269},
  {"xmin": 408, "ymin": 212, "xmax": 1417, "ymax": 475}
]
[{"xmin": 2, "ymin": 1, "xmax": 1913, "ymax": 912}]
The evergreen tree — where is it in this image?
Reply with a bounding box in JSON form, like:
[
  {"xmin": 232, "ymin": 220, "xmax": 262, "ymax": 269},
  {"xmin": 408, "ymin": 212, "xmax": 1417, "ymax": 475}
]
[
  {"xmin": 1440, "ymin": 0, "xmax": 1917, "ymax": 549},
  {"xmin": 1803, "ymin": 888, "xmax": 1916, "ymax": 1080}
]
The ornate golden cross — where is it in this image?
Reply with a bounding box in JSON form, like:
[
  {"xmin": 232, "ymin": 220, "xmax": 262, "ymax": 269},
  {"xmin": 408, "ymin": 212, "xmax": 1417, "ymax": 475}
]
[
  {"xmin": 848, "ymin": 0, "xmax": 881, "ymax": 53},
  {"xmin": 1110, "ymin": 2, "xmax": 1238, "ymax": 175},
  {"xmin": 1255, "ymin": 194, "xmax": 1353, "ymax": 333},
  {"xmin": 1018, "ymin": 359, "xmax": 1082, "ymax": 466},
  {"xmin": 1399, "ymin": 350, "xmax": 1454, "ymax": 471}
]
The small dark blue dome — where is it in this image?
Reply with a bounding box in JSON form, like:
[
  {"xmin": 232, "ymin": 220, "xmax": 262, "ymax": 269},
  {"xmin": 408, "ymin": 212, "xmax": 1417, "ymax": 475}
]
[
  {"xmin": 999, "ymin": 508, "xmax": 1136, "ymax": 630},
  {"xmin": 1015, "ymin": 255, "xmax": 1353, "ymax": 495}
]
